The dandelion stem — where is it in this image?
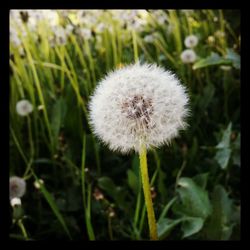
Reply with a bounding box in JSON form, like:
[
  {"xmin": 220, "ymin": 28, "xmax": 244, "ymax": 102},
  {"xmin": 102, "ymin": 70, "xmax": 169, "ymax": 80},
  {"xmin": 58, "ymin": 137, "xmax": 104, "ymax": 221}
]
[
  {"xmin": 18, "ymin": 220, "xmax": 28, "ymax": 240},
  {"xmin": 139, "ymin": 144, "xmax": 158, "ymax": 240}
]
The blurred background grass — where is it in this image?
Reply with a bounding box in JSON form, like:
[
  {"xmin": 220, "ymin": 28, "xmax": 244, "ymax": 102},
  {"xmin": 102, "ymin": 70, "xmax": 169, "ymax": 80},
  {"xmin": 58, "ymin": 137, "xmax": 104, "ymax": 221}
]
[{"xmin": 9, "ymin": 9, "xmax": 240, "ymax": 240}]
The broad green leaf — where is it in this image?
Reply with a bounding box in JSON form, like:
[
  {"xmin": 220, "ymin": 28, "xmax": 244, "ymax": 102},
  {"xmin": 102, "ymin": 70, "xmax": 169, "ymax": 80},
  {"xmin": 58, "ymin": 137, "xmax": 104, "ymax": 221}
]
[
  {"xmin": 216, "ymin": 123, "xmax": 232, "ymax": 149},
  {"xmin": 215, "ymin": 123, "xmax": 232, "ymax": 169},
  {"xmin": 203, "ymin": 185, "xmax": 235, "ymax": 240},
  {"xmin": 174, "ymin": 177, "xmax": 212, "ymax": 219},
  {"xmin": 181, "ymin": 217, "xmax": 204, "ymax": 238},
  {"xmin": 215, "ymin": 148, "xmax": 232, "ymax": 169},
  {"xmin": 193, "ymin": 172, "xmax": 209, "ymax": 189},
  {"xmin": 193, "ymin": 52, "xmax": 231, "ymax": 70},
  {"xmin": 127, "ymin": 169, "xmax": 139, "ymax": 194},
  {"xmin": 157, "ymin": 218, "xmax": 183, "ymax": 240},
  {"xmin": 226, "ymin": 48, "xmax": 240, "ymax": 69}
]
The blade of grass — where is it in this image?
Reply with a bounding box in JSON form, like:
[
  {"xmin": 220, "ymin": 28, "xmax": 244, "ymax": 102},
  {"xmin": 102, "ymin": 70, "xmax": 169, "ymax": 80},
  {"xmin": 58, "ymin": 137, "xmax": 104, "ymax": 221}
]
[{"xmin": 31, "ymin": 170, "xmax": 72, "ymax": 240}]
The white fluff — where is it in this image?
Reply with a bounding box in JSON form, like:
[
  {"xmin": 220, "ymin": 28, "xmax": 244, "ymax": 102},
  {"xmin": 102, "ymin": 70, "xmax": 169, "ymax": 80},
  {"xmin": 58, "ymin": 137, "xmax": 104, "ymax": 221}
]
[
  {"xmin": 180, "ymin": 49, "xmax": 197, "ymax": 64},
  {"xmin": 10, "ymin": 197, "xmax": 22, "ymax": 207},
  {"xmin": 184, "ymin": 35, "xmax": 198, "ymax": 48},
  {"xmin": 16, "ymin": 99, "xmax": 33, "ymax": 116},
  {"xmin": 9, "ymin": 176, "xmax": 26, "ymax": 200},
  {"xmin": 89, "ymin": 62, "xmax": 189, "ymax": 154}
]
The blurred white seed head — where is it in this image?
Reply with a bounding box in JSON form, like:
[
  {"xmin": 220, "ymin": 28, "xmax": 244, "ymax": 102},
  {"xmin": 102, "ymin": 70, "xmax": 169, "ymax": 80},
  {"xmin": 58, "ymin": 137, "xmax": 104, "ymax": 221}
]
[
  {"xmin": 89, "ymin": 62, "xmax": 189, "ymax": 154},
  {"xmin": 184, "ymin": 35, "xmax": 198, "ymax": 48},
  {"xmin": 16, "ymin": 100, "xmax": 33, "ymax": 116},
  {"xmin": 180, "ymin": 49, "xmax": 197, "ymax": 64},
  {"xmin": 10, "ymin": 197, "xmax": 22, "ymax": 207},
  {"xmin": 34, "ymin": 179, "xmax": 44, "ymax": 189},
  {"xmin": 9, "ymin": 176, "xmax": 26, "ymax": 200},
  {"xmin": 144, "ymin": 34, "xmax": 155, "ymax": 43}
]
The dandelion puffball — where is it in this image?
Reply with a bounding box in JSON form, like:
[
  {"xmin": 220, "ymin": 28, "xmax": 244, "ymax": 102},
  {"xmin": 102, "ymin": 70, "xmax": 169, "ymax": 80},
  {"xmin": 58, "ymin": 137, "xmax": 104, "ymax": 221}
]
[
  {"xmin": 180, "ymin": 49, "xmax": 197, "ymax": 64},
  {"xmin": 9, "ymin": 176, "xmax": 26, "ymax": 200},
  {"xmin": 184, "ymin": 35, "xmax": 198, "ymax": 48},
  {"xmin": 89, "ymin": 63, "xmax": 189, "ymax": 153},
  {"xmin": 16, "ymin": 100, "xmax": 33, "ymax": 116}
]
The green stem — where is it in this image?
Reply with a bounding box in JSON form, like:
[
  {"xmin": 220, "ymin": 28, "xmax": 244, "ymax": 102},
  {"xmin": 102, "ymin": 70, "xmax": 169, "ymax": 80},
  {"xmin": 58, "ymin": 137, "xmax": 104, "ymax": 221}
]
[
  {"xmin": 139, "ymin": 144, "xmax": 158, "ymax": 240},
  {"xmin": 18, "ymin": 220, "xmax": 28, "ymax": 240}
]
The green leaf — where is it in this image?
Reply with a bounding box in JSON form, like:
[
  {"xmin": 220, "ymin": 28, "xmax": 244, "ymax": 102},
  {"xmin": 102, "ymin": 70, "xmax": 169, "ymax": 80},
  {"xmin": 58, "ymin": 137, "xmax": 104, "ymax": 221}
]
[
  {"xmin": 181, "ymin": 217, "xmax": 204, "ymax": 238},
  {"xmin": 193, "ymin": 52, "xmax": 231, "ymax": 70},
  {"xmin": 215, "ymin": 123, "xmax": 232, "ymax": 169},
  {"xmin": 193, "ymin": 172, "xmax": 209, "ymax": 189},
  {"xmin": 174, "ymin": 177, "xmax": 212, "ymax": 219},
  {"xmin": 98, "ymin": 176, "xmax": 117, "ymax": 198},
  {"xmin": 215, "ymin": 148, "xmax": 232, "ymax": 169},
  {"xmin": 127, "ymin": 169, "xmax": 139, "ymax": 194},
  {"xmin": 203, "ymin": 185, "xmax": 235, "ymax": 240},
  {"xmin": 226, "ymin": 48, "xmax": 240, "ymax": 69},
  {"xmin": 216, "ymin": 123, "xmax": 232, "ymax": 149},
  {"xmin": 157, "ymin": 218, "xmax": 183, "ymax": 240},
  {"xmin": 32, "ymin": 171, "xmax": 72, "ymax": 239}
]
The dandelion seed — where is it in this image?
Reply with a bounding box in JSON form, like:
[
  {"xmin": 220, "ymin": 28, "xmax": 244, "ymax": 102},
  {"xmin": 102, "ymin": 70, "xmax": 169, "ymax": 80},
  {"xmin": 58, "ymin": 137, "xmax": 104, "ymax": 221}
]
[
  {"xmin": 180, "ymin": 49, "xmax": 197, "ymax": 64},
  {"xmin": 16, "ymin": 100, "xmax": 33, "ymax": 116},
  {"xmin": 9, "ymin": 176, "xmax": 26, "ymax": 200},
  {"xmin": 184, "ymin": 35, "xmax": 198, "ymax": 48},
  {"xmin": 89, "ymin": 62, "xmax": 189, "ymax": 154},
  {"xmin": 10, "ymin": 197, "xmax": 22, "ymax": 207}
]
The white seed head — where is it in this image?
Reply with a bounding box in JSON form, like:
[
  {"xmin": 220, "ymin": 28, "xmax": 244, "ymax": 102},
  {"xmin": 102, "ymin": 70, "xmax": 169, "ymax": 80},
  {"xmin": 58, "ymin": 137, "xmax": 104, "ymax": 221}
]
[
  {"xmin": 9, "ymin": 176, "xmax": 26, "ymax": 200},
  {"xmin": 184, "ymin": 35, "xmax": 198, "ymax": 48},
  {"xmin": 10, "ymin": 197, "xmax": 22, "ymax": 207},
  {"xmin": 16, "ymin": 100, "xmax": 33, "ymax": 116},
  {"xmin": 89, "ymin": 62, "xmax": 189, "ymax": 154},
  {"xmin": 180, "ymin": 49, "xmax": 197, "ymax": 64}
]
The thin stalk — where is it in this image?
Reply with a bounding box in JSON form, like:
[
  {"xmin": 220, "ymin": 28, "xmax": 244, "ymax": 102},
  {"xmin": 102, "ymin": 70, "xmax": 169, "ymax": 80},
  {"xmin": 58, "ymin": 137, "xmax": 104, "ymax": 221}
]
[
  {"xmin": 23, "ymin": 115, "xmax": 34, "ymax": 177},
  {"xmin": 139, "ymin": 144, "xmax": 158, "ymax": 240},
  {"xmin": 17, "ymin": 220, "xmax": 28, "ymax": 240},
  {"xmin": 132, "ymin": 30, "xmax": 139, "ymax": 62},
  {"xmin": 108, "ymin": 216, "xmax": 114, "ymax": 240},
  {"xmin": 86, "ymin": 183, "xmax": 95, "ymax": 240}
]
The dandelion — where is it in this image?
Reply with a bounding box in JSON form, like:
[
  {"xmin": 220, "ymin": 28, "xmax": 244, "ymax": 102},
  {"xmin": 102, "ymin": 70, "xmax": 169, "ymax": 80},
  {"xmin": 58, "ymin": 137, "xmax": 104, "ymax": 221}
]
[
  {"xmin": 180, "ymin": 49, "xmax": 197, "ymax": 64},
  {"xmin": 78, "ymin": 28, "xmax": 92, "ymax": 40},
  {"xmin": 9, "ymin": 176, "xmax": 26, "ymax": 200},
  {"xmin": 184, "ymin": 34, "xmax": 198, "ymax": 48},
  {"xmin": 16, "ymin": 100, "xmax": 33, "ymax": 116},
  {"xmin": 89, "ymin": 62, "xmax": 189, "ymax": 240},
  {"xmin": 10, "ymin": 197, "xmax": 22, "ymax": 207}
]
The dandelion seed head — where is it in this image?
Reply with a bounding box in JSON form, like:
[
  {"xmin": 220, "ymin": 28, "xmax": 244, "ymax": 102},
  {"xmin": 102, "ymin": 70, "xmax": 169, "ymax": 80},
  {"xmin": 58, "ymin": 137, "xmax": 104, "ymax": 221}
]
[
  {"xmin": 184, "ymin": 35, "xmax": 198, "ymax": 48},
  {"xmin": 16, "ymin": 100, "xmax": 33, "ymax": 116},
  {"xmin": 89, "ymin": 62, "xmax": 189, "ymax": 153},
  {"xmin": 9, "ymin": 176, "xmax": 26, "ymax": 200},
  {"xmin": 180, "ymin": 49, "xmax": 197, "ymax": 64}
]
